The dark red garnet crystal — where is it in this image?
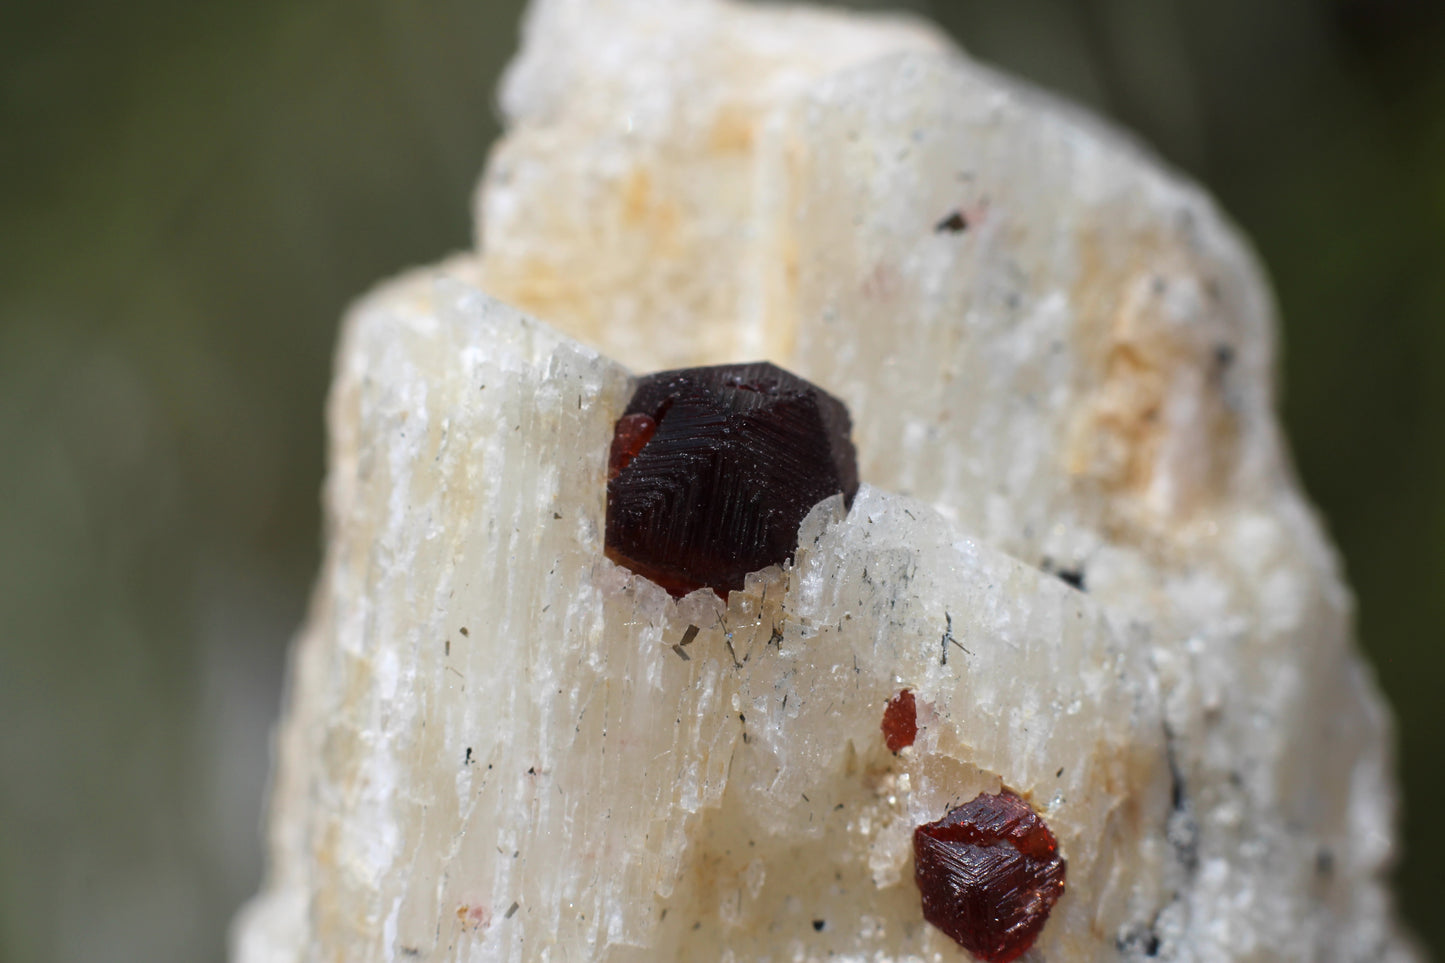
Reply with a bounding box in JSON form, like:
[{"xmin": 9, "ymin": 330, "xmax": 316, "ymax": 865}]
[
  {"xmin": 913, "ymin": 791, "xmax": 1066, "ymax": 963},
  {"xmin": 604, "ymin": 361, "xmax": 859, "ymax": 599},
  {"xmin": 881, "ymin": 689, "xmax": 918, "ymax": 752}
]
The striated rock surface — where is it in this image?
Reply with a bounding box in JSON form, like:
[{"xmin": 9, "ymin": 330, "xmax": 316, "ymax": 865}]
[{"xmin": 233, "ymin": 1, "xmax": 1419, "ymax": 961}]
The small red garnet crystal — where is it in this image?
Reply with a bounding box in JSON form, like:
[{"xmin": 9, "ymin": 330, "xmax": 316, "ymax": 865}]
[
  {"xmin": 881, "ymin": 689, "xmax": 918, "ymax": 752},
  {"xmin": 604, "ymin": 362, "xmax": 859, "ymax": 598},
  {"xmin": 913, "ymin": 791, "xmax": 1066, "ymax": 963}
]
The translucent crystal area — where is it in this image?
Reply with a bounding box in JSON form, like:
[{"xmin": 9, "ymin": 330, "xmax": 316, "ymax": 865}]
[
  {"xmin": 881, "ymin": 689, "xmax": 918, "ymax": 753},
  {"xmin": 913, "ymin": 791, "xmax": 1067, "ymax": 963},
  {"xmin": 608, "ymin": 413, "xmax": 658, "ymax": 479},
  {"xmin": 604, "ymin": 362, "xmax": 859, "ymax": 598}
]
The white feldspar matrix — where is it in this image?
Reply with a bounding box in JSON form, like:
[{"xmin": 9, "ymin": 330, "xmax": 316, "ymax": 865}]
[{"xmin": 233, "ymin": 1, "xmax": 1419, "ymax": 961}]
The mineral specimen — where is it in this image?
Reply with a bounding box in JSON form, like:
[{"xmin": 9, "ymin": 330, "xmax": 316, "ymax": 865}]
[
  {"xmin": 233, "ymin": 1, "xmax": 1420, "ymax": 961},
  {"xmin": 881, "ymin": 689, "xmax": 918, "ymax": 753},
  {"xmin": 604, "ymin": 362, "xmax": 859, "ymax": 599},
  {"xmin": 913, "ymin": 791, "xmax": 1067, "ymax": 963}
]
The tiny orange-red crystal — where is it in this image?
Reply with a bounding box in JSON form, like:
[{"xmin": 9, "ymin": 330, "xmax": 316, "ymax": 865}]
[{"xmin": 881, "ymin": 689, "xmax": 918, "ymax": 752}]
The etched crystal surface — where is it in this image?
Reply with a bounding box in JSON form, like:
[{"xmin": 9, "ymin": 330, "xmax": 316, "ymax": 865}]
[
  {"xmin": 233, "ymin": 1, "xmax": 1419, "ymax": 961},
  {"xmin": 604, "ymin": 362, "xmax": 859, "ymax": 598},
  {"xmin": 913, "ymin": 792, "xmax": 1066, "ymax": 963}
]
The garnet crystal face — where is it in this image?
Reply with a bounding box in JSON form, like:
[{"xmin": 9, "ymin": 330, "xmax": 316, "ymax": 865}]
[
  {"xmin": 913, "ymin": 791, "xmax": 1066, "ymax": 963},
  {"xmin": 604, "ymin": 362, "xmax": 859, "ymax": 598}
]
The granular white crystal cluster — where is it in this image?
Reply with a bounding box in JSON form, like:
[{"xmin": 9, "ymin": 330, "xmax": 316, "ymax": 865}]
[{"xmin": 233, "ymin": 1, "xmax": 1419, "ymax": 961}]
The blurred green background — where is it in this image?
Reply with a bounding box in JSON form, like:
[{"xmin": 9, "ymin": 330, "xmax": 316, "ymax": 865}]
[{"xmin": 1, "ymin": 0, "xmax": 1440, "ymax": 960}]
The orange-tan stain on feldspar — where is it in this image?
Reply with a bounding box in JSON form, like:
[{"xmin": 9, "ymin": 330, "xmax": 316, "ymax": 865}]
[
  {"xmin": 708, "ymin": 104, "xmax": 756, "ymax": 153},
  {"xmin": 621, "ymin": 166, "xmax": 682, "ymax": 245},
  {"xmin": 1066, "ymin": 225, "xmax": 1241, "ymax": 522},
  {"xmin": 482, "ymin": 163, "xmax": 687, "ymax": 340},
  {"xmin": 491, "ymin": 255, "xmax": 598, "ymax": 339}
]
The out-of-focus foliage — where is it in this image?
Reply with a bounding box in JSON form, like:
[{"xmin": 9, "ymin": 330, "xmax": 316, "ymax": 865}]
[{"xmin": 0, "ymin": 1, "xmax": 1439, "ymax": 960}]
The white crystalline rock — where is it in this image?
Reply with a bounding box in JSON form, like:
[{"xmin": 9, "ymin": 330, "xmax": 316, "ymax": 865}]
[{"xmin": 234, "ymin": 1, "xmax": 1419, "ymax": 962}]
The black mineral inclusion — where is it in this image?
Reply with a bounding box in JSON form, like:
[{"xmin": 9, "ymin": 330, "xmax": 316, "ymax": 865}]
[{"xmin": 604, "ymin": 362, "xmax": 859, "ymax": 598}]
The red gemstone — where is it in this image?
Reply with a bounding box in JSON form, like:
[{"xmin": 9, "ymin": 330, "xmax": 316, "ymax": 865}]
[
  {"xmin": 913, "ymin": 791, "xmax": 1066, "ymax": 963},
  {"xmin": 881, "ymin": 689, "xmax": 918, "ymax": 752},
  {"xmin": 604, "ymin": 362, "xmax": 859, "ymax": 599},
  {"xmin": 608, "ymin": 413, "xmax": 658, "ymax": 480}
]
